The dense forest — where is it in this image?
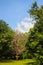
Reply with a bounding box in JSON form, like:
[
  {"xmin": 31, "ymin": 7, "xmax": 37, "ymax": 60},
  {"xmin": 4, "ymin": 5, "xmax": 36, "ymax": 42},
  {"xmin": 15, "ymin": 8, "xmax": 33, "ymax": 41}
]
[{"xmin": 0, "ymin": 2, "xmax": 43, "ymax": 65}]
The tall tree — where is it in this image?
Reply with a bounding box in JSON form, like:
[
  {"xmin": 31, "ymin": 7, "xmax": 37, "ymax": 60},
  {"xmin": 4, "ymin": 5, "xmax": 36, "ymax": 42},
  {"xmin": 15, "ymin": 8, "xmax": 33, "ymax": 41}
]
[
  {"xmin": 26, "ymin": 2, "xmax": 43, "ymax": 64},
  {"xmin": 0, "ymin": 20, "xmax": 14, "ymax": 59}
]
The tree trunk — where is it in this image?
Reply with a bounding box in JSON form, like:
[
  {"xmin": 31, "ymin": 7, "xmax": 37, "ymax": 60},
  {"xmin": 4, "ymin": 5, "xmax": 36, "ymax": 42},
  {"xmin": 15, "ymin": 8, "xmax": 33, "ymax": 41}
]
[{"xmin": 16, "ymin": 55, "xmax": 19, "ymax": 60}]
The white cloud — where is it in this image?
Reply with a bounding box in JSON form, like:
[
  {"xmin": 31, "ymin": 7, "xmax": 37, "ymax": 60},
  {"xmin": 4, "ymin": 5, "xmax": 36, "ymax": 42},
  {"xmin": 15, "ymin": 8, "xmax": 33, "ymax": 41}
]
[
  {"xmin": 16, "ymin": 17, "xmax": 36, "ymax": 33},
  {"xmin": 16, "ymin": 23, "xmax": 25, "ymax": 33},
  {"xmin": 23, "ymin": 17, "xmax": 33, "ymax": 21}
]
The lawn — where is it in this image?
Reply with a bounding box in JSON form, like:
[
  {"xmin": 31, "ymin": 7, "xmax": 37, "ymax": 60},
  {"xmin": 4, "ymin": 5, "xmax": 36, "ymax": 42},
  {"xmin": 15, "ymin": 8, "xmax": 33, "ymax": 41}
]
[{"xmin": 0, "ymin": 59, "xmax": 36, "ymax": 65}]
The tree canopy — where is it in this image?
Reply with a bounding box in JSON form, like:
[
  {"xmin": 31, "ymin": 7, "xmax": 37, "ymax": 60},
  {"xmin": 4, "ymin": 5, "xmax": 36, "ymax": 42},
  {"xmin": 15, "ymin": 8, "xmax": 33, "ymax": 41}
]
[
  {"xmin": 0, "ymin": 20, "xmax": 14, "ymax": 59},
  {"xmin": 26, "ymin": 2, "xmax": 43, "ymax": 64}
]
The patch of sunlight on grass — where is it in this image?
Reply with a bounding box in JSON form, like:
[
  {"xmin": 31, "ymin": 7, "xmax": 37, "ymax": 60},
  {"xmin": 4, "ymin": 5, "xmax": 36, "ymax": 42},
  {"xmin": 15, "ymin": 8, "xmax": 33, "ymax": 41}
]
[{"xmin": 0, "ymin": 59, "xmax": 36, "ymax": 65}]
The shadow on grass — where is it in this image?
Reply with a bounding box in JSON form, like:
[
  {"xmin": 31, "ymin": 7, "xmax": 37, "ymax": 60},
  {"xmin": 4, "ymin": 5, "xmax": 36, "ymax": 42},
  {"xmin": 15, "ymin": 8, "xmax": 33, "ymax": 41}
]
[
  {"xmin": 0, "ymin": 59, "xmax": 14, "ymax": 63},
  {"xmin": 25, "ymin": 62, "xmax": 39, "ymax": 65}
]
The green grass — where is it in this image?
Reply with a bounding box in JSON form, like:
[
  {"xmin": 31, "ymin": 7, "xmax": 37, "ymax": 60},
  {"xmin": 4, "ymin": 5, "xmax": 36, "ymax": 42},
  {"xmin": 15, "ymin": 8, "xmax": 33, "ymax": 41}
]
[{"xmin": 0, "ymin": 59, "xmax": 36, "ymax": 65}]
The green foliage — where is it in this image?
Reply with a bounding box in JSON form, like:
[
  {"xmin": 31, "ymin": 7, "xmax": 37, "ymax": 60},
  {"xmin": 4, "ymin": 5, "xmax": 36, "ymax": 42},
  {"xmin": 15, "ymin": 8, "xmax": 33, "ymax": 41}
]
[
  {"xmin": 26, "ymin": 1, "xmax": 43, "ymax": 64},
  {"xmin": 0, "ymin": 20, "xmax": 14, "ymax": 59}
]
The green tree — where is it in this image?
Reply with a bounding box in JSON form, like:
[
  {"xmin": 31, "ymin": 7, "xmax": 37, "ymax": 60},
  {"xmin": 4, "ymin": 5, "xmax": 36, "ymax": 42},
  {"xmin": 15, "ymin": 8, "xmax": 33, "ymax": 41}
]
[
  {"xmin": 0, "ymin": 20, "xmax": 14, "ymax": 59},
  {"xmin": 26, "ymin": 2, "xmax": 43, "ymax": 64}
]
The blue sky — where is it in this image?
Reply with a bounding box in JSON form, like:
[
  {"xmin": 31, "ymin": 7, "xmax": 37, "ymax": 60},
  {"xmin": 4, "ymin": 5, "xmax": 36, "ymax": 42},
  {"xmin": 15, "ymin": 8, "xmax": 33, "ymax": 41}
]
[{"xmin": 0, "ymin": 0, "xmax": 43, "ymax": 33}]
